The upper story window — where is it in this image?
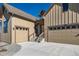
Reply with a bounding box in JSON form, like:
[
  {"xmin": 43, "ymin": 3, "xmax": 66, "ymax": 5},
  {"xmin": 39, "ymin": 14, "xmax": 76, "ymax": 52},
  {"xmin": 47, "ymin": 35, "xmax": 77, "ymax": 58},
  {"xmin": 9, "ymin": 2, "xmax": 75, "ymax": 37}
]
[
  {"xmin": 62, "ymin": 3, "xmax": 69, "ymax": 12},
  {"xmin": 48, "ymin": 24, "xmax": 79, "ymax": 30}
]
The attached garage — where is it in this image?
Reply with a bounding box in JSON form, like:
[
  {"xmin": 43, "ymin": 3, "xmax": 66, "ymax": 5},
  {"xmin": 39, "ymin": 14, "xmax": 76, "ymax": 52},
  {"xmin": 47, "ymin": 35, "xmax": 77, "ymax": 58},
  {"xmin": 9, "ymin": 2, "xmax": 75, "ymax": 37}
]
[
  {"xmin": 44, "ymin": 3, "xmax": 79, "ymax": 45},
  {"xmin": 0, "ymin": 4, "xmax": 36, "ymax": 44},
  {"xmin": 47, "ymin": 24, "xmax": 79, "ymax": 45},
  {"xmin": 15, "ymin": 26, "xmax": 29, "ymax": 43}
]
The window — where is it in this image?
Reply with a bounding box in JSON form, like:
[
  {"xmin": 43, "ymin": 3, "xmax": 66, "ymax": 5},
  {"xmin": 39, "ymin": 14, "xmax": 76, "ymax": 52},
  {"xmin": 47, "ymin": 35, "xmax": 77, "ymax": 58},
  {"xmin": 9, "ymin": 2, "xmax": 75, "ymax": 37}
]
[
  {"xmin": 53, "ymin": 27, "xmax": 56, "ymax": 30},
  {"xmin": 62, "ymin": 3, "xmax": 69, "ymax": 12},
  {"xmin": 78, "ymin": 25, "xmax": 79, "ymax": 28},
  {"xmin": 26, "ymin": 28, "xmax": 27, "ymax": 30},
  {"xmin": 4, "ymin": 19, "xmax": 8, "ymax": 33},
  {"xmin": 23, "ymin": 28, "xmax": 25, "ymax": 30},
  {"xmin": 62, "ymin": 26, "xmax": 65, "ymax": 29},
  {"xmin": 48, "ymin": 24, "xmax": 79, "ymax": 30},
  {"xmin": 57, "ymin": 27, "xmax": 61, "ymax": 30},
  {"xmin": 4, "ymin": 10, "xmax": 9, "ymax": 33},
  {"xmin": 20, "ymin": 27, "xmax": 22, "ymax": 30},
  {"xmin": 48, "ymin": 27, "xmax": 53, "ymax": 30},
  {"xmin": 72, "ymin": 25, "xmax": 76, "ymax": 29},
  {"xmin": 66, "ymin": 26, "xmax": 70, "ymax": 29},
  {"xmin": 16, "ymin": 27, "xmax": 18, "ymax": 30}
]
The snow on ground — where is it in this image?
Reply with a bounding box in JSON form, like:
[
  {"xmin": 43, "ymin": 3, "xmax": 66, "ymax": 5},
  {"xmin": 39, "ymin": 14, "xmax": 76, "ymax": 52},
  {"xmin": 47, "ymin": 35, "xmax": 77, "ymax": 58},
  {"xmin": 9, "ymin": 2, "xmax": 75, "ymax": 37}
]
[
  {"xmin": 12, "ymin": 42, "xmax": 79, "ymax": 56},
  {"xmin": 1, "ymin": 42, "xmax": 79, "ymax": 56}
]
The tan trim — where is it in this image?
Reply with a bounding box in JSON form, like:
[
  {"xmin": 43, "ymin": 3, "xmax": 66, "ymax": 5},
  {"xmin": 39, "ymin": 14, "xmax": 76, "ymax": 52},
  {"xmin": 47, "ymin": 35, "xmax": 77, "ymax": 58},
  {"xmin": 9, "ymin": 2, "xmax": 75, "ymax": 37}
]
[
  {"xmin": 47, "ymin": 29, "xmax": 48, "ymax": 42},
  {"xmin": 14, "ymin": 25, "xmax": 16, "ymax": 43},
  {"xmin": 28, "ymin": 28, "xmax": 29, "ymax": 41},
  {"xmin": 9, "ymin": 16, "xmax": 12, "ymax": 44}
]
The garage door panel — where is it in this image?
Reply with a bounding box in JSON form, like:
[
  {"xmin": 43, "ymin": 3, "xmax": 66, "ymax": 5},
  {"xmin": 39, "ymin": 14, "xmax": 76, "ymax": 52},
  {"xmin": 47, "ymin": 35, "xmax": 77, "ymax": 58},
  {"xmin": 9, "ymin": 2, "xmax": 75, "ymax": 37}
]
[
  {"xmin": 48, "ymin": 29, "xmax": 79, "ymax": 45},
  {"xmin": 15, "ymin": 27, "xmax": 28, "ymax": 43}
]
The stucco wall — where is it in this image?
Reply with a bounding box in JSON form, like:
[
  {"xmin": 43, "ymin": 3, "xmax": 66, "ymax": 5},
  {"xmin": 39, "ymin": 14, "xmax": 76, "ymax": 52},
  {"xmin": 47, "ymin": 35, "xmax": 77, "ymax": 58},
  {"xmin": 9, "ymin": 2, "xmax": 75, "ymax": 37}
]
[{"xmin": 11, "ymin": 16, "xmax": 35, "ymax": 43}]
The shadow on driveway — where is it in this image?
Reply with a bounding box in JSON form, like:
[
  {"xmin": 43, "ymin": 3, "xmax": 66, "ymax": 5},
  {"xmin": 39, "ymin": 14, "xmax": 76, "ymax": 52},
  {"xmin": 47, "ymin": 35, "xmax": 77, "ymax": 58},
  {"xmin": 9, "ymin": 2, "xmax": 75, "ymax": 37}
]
[{"xmin": 0, "ymin": 44, "xmax": 21, "ymax": 56}]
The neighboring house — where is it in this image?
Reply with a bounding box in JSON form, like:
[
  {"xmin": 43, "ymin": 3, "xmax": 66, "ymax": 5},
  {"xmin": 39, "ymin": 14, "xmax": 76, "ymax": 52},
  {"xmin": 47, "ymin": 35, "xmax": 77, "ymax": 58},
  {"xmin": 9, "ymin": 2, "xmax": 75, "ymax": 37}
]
[
  {"xmin": 44, "ymin": 3, "xmax": 79, "ymax": 45},
  {"xmin": 0, "ymin": 4, "xmax": 37, "ymax": 44}
]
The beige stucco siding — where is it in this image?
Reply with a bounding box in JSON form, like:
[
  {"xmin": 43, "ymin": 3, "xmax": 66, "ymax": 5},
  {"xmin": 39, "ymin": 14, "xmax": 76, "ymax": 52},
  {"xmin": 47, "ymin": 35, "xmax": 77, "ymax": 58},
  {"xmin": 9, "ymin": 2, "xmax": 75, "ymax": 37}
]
[{"xmin": 11, "ymin": 16, "xmax": 35, "ymax": 43}]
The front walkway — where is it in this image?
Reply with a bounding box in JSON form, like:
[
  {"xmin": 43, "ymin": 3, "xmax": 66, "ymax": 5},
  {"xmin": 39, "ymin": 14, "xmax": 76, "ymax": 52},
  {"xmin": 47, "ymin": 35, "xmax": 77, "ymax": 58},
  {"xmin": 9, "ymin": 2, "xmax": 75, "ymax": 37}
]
[{"xmin": 1, "ymin": 42, "xmax": 79, "ymax": 56}]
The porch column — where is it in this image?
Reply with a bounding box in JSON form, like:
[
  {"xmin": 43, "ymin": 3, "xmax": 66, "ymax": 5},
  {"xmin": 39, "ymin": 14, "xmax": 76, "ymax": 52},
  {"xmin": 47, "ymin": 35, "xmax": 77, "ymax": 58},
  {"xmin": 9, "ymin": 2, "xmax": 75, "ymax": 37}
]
[{"xmin": 2, "ymin": 15, "xmax": 4, "ymax": 33}]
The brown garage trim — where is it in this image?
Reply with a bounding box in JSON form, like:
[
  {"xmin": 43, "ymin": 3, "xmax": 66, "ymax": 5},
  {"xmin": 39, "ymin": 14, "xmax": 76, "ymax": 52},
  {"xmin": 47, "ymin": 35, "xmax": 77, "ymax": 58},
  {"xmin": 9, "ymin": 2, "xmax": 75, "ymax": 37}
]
[
  {"xmin": 14, "ymin": 26, "xmax": 16, "ymax": 43},
  {"xmin": 27, "ymin": 28, "xmax": 29, "ymax": 41}
]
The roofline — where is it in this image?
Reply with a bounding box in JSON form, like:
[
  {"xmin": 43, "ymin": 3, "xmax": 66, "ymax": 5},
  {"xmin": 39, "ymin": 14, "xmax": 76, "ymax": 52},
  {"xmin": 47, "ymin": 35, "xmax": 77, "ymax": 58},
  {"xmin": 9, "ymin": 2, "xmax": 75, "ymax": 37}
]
[
  {"xmin": 43, "ymin": 4, "xmax": 53, "ymax": 16},
  {"xmin": 44, "ymin": 3, "xmax": 62, "ymax": 16},
  {"xmin": 13, "ymin": 13, "xmax": 36, "ymax": 22},
  {"xmin": 3, "ymin": 3, "xmax": 37, "ymax": 22}
]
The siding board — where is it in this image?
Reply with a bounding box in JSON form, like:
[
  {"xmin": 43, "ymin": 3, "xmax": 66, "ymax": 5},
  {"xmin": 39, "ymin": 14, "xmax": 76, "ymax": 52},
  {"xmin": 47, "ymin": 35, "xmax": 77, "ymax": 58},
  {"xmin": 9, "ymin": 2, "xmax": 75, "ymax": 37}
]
[
  {"xmin": 55, "ymin": 5, "xmax": 59, "ymax": 25},
  {"xmin": 65, "ymin": 11, "xmax": 68, "ymax": 24},
  {"xmin": 62, "ymin": 12, "xmax": 65, "ymax": 25},
  {"xmin": 69, "ymin": 10, "xmax": 73, "ymax": 24},
  {"xmin": 51, "ymin": 6, "xmax": 55, "ymax": 26},
  {"xmin": 77, "ymin": 13, "xmax": 79, "ymax": 23},
  {"xmin": 73, "ymin": 11, "xmax": 77, "ymax": 23}
]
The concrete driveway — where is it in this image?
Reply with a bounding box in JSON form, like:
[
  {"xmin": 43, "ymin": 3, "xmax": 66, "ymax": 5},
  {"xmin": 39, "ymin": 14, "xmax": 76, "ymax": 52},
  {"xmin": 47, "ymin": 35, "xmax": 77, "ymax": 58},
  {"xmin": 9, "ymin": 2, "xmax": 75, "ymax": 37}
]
[
  {"xmin": 11, "ymin": 42, "xmax": 79, "ymax": 56},
  {"xmin": 1, "ymin": 42, "xmax": 79, "ymax": 56}
]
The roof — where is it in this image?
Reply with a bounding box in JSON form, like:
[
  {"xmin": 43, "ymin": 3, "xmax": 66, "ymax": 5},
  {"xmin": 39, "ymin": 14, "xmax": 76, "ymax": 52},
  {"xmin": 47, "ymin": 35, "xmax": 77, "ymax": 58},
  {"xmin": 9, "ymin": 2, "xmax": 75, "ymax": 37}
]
[
  {"xmin": 44, "ymin": 4, "xmax": 53, "ymax": 16},
  {"xmin": 44, "ymin": 3, "xmax": 62, "ymax": 16},
  {"xmin": 3, "ymin": 3, "xmax": 37, "ymax": 22}
]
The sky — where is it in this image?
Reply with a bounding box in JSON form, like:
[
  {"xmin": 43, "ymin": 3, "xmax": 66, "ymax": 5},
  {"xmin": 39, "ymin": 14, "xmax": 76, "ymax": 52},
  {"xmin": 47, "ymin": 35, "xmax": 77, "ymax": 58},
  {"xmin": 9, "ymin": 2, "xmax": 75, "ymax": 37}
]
[
  {"xmin": 0, "ymin": 3, "xmax": 51, "ymax": 18},
  {"xmin": 0, "ymin": 3, "xmax": 51, "ymax": 31}
]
